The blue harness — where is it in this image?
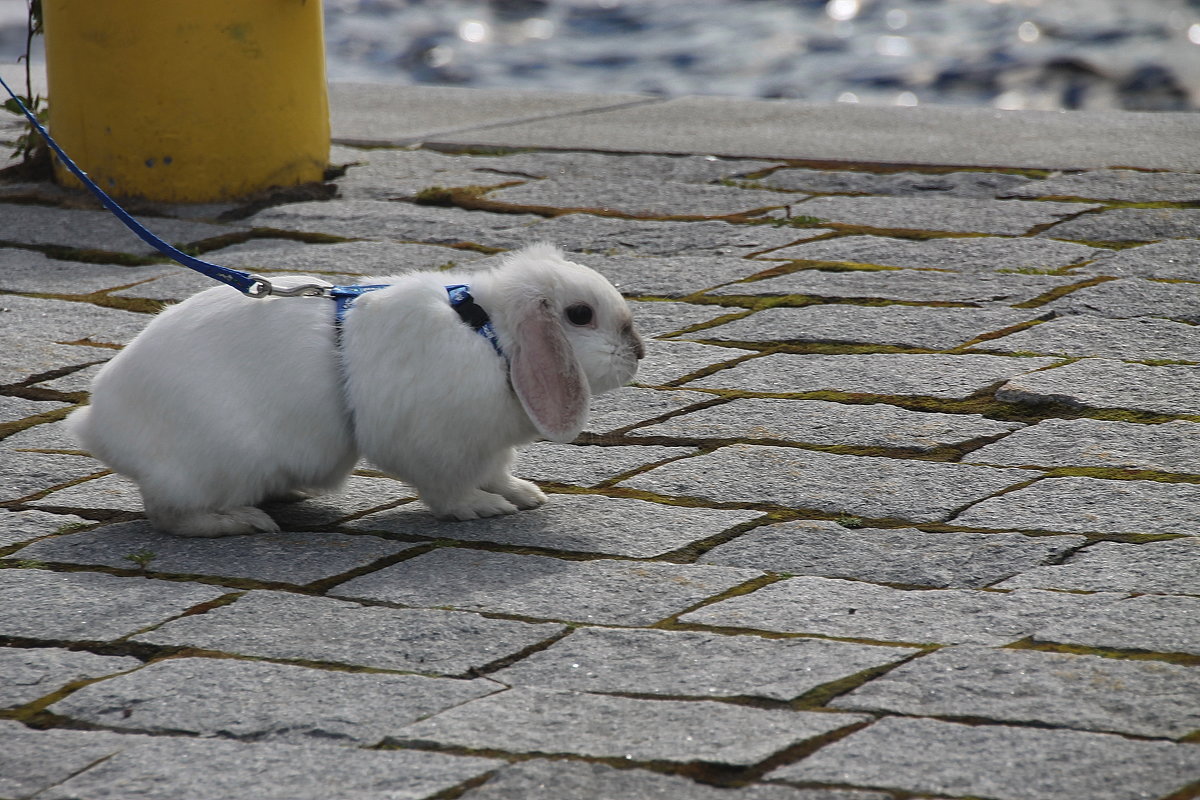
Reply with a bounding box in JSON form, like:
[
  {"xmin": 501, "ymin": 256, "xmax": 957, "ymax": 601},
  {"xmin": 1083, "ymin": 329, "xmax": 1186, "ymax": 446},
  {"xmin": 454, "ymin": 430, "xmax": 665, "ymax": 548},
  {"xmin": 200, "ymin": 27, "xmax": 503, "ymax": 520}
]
[{"xmin": 0, "ymin": 74, "xmax": 502, "ymax": 355}]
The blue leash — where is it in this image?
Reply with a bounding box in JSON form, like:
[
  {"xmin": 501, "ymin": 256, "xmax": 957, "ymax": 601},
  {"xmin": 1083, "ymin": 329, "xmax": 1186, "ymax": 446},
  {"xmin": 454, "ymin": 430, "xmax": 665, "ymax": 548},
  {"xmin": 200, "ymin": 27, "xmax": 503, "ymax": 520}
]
[{"xmin": 0, "ymin": 72, "xmax": 502, "ymax": 355}]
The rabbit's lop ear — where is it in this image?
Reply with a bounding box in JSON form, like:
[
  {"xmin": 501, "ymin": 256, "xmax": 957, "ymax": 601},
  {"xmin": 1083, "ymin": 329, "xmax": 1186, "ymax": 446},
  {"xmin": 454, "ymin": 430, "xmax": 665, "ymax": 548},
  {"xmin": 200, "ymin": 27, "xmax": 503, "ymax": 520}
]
[{"xmin": 509, "ymin": 295, "xmax": 590, "ymax": 443}]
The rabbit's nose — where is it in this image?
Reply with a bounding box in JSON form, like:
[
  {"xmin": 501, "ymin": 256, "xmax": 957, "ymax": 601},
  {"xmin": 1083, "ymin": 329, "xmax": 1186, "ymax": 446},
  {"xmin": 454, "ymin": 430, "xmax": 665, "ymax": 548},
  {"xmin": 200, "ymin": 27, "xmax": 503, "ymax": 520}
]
[{"xmin": 626, "ymin": 324, "xmax": 646, "ymax": 360}]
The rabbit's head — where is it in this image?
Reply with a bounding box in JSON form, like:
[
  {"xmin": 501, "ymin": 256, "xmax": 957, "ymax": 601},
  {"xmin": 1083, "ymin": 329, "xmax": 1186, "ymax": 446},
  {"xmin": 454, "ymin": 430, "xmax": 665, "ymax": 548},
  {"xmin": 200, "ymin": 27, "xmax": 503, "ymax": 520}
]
[{"xmin": 480, "ymin": 244, "xmax": 644, "ymax": 443}]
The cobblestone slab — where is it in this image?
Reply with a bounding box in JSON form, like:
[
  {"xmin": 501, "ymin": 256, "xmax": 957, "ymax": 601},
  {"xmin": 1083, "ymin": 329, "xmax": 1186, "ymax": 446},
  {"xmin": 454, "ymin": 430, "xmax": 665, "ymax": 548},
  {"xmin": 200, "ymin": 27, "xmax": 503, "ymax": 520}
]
[
  {"xmin": 577, "ymin": 253, "xmax": 776, "ymax": 297},
  {"xmin": 1046, "ymin": 277, "xmax": 1200, "ymax": 323},
  {"xmin": 996, "ymin": 358, "xmax": 1200, "ymax": 416},
  {"xmin": 461, "ymin": 760, "xmax": 888, "ymax": 800},
  {"xmin": 997, "ymin": 538, "xmax": 1200, "ymax": 594},
  {"xmin": 0, "ymin": 648, "xmax": 140, "ymax": 708},
  {"xmin": 770, "ymin": 716, "xmax": 1200, "ymax": 800},
  {"xmin": 0, "ymin": 294, "xmax": 151, "ymax": 347},
  {"xmin": 30, "ymin": 730, "xmax": 502, "ymax": 800},
  {"xmin": 953, "ymin": 476, "xmax": 1200, "ymax": 535},
  {"xmin": 51, "ymin": 657, "xmax": 501, "ymax": 745},
  {"xmin": 0, "ymin": 569, "xmax": 226, "ymax": 642},
  {"xmin": 788, "ymin": 196, "xmax": 1095, "ymax": 235},
  {"xmin": 967, "ymin": 418, "xmax": 1200, "ymax": 473},
  {"xmin": 30, "ymin": 362, "xmax": 106, "ymax": 392},
  {"xmin": 337, "ymin": 149, "xmax": 531, "ymax": 200},
  {"xmin": 3, "ymin": 338, "xmax": 107, "ymax": 384},
  {"xmin": 831, "ymin": 645, "xmax": 1200, "ymax": 739},
  {"xmin": 15, "ymin": 521, "xmax": 415, "ymax": 585},
  {"xmin": 133, "ymin": 590, "xmax": 564, "ymax": 675},
  {"xmin": 330, "ymin": 549, "xmax": 760, "ymax": 625},
  {"xmin": 760, "ymin": 234, "xmax": 1099, "ymax": 272},
  {"xmin": 246, "ymin": 199, "xmax": 544, "ymax": 249},
  {"xmin": 262, "ymin": 475, "xmax": 417, "ymax": 529},
  {"xmin": 698, "ymin": 305, "xmax": 1043, "ymax": 349},
  {"xmin": 2, "ymin": 418, "xmax": 78, "ymax": 452},
  {"xmin": 0, "ymin": 722, "xmax": 129, "ymax": 799},
  {"xmin": 707, "ymin": 267, "xmax": 1076, "ymax": 304},
  {"xmin": 628, "ymin": 398, "xmax": 1023, "ymax": 449},
  {"xmin": 488, "ymin": 178, "xmax": 802, "ymax": 219},
  {"xmin": 1005, "ymin": 168, "xmax": 1200, "ymax": 202},
  {"xmin": 1034, "ymin": 594, "xmax": 1200, "ymax": 655},
  {"xmin": 622, "ymin": 444, "xmax": 1031, "ymax": 522},
  {"xmin": 687, "ymin": 353, "xmax": 1060, "ymax": 399},
  {"xmin": 762, "ymin": 169, "xmax": 1030, "ymax": 198},
  {"xmin": 393, "ymin": 687, "xmax": 869, "ymax": 765},
  {"xmin": 628, "ymin": 300, "xmax": 735, "ymax": 337},
  {"xmin": 681, "ymin": 577, "xmax": 1125, "ymax": 645},
  {"xmin": 0, "ymin": 508, "xmax": 90, "ymax": 548},
  {"xmin": 980, "ymin": 315, "xmax": 1200, "ymax": 362},
  {"xmin": 491, "ymin": 627, "xmax": 917, "ymax": 700},
  {"xmin": 28, "ymin": 473, "xmax": 143, "ymax": 512},
  {"xmin": 0, "ymin": 395, "xmax": 70, "ymax": 424},
  {"xmin": 0, "ymin": 248, "xmax": 172, "ymax": 295},
  {"xmin": 583, "ymin": 386, "xmax": 711, "ymax": 434},
  {"xmin": 479, "ymin": 152, "xmax": 783, "ymax": 184},
  {"xmin": 520, "ymin": 214, "xmax": 819, "ymax": 257},
  {"xmin": 0, "ymin": 205, "xmax": 242, "ymax": 255},
  {"xmin": 210, "ymin": 238, "xmax": 479, "ymax": 274},
  {"xmin": 1041, "ymin": 207, "xmax": 1200, "ymax": 242},
  {"xmin": 348, "ymin": 494, "xmax": 759, "ymax": 558},
  {"xmin": 638, "ymin": 340, "xmax": 751, "ymax": 385},
  {"xmin": 1082, "ymin": 239, "xmax": 1200, "ymax": 280},
  {"xmin": 2, "ymin": 452, "xmax": 102, "ymax": 503},
  {"xmin": 699, "ymin": 521, "xmax": 1085, "ymax": 589},
  {"xmin": 512, "ymin": 442, "xmax": 696, "ymax": 486}
]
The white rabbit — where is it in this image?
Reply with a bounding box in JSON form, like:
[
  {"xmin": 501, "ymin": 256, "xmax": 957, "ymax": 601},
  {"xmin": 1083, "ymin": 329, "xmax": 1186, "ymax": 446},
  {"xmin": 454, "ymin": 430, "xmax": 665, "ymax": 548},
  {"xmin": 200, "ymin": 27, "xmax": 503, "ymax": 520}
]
[{"xmin": 70, "ymin": 243, "xmax": 645, "ymax": 537}]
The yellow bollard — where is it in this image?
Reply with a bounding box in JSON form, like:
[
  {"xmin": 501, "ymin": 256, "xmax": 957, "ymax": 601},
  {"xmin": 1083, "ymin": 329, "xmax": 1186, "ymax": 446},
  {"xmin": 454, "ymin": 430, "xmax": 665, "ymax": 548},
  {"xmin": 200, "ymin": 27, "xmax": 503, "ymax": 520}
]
[{"xmin": 41, "ymin": 0, "xmax": 330, "ymax": 203}]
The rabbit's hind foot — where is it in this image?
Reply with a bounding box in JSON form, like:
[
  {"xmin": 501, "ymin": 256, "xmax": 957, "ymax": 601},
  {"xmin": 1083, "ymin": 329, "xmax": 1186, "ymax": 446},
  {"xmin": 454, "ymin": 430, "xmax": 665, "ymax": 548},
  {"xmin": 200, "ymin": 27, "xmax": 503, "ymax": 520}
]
[{"xmin": 151, "ymin": 506, "xmax": 281, "ymax": 537}]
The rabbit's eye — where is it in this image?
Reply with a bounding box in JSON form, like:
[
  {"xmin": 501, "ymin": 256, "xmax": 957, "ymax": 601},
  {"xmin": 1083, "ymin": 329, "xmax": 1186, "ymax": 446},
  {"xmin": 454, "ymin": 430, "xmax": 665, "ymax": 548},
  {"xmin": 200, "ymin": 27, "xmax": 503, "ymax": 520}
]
[{"xmin": 565, "ymin": 303, "xmax": 594, "ymax": 326}]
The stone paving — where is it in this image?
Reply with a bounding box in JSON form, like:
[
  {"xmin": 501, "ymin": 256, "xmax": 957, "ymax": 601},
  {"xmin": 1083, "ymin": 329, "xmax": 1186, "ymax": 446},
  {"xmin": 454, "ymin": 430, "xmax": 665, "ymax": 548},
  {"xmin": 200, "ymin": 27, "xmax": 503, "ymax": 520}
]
[{"xmin": 1, "ymin": 93, "xmax": 1199, "ymax": 800}]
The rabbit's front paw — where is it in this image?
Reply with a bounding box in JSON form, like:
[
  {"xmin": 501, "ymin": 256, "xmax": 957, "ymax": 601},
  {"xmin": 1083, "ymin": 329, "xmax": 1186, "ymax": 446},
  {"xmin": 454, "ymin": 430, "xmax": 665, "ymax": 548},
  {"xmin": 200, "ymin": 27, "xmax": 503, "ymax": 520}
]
[
  {"xmin": 154, "ymin": 506, "xmax": 281, "ymax": 537},
  {"xmin": 426, "ymin": 489, "xmax": 519, "ymax": 521},
  {"xmin": 486, "ymin": 477, "xmax": 547, "ymax": 510}
]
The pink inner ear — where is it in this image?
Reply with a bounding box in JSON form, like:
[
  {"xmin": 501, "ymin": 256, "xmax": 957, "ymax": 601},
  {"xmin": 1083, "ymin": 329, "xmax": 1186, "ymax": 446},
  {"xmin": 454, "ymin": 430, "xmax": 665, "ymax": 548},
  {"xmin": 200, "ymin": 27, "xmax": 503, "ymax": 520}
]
[{"xmin": 509, "ymin": 299, "xmax": 590, "ymax": 443}]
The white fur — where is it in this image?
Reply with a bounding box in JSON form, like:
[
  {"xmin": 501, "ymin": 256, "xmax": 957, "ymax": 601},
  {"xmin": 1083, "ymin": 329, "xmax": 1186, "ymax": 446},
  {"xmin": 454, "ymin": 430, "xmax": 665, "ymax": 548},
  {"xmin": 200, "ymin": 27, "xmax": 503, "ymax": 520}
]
[{"xmin": 71, "ymin": 244, "xmax": 644, "ymax": 536}]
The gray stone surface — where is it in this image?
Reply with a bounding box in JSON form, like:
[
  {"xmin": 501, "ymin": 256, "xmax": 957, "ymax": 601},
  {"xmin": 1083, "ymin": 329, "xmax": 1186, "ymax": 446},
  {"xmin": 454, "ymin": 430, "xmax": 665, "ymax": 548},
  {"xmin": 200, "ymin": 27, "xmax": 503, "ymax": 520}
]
[
  {"xmin": 15, "ymin": 521, "xmax": 415, "ymax": 585},
  {"xmin": 522, "ymin": 214, "xmax": 819, "ymax": 257},
  {"xmin": 39, "ymin": 730, "xmax": 502, "ymax": 800},
  {"xmin": 492, "ymin": 627, "xmax": 917, "ymax": 700},
  {"xmin": 980, "ymin": 314, "xmax": 1200, "ymax": 362},
  {"xmin": 461, "ymin": 760, "xmax": 886, "ymax": 800},
  {"xmin": 330, "ymin": 548, "xmax": 760, "ymax": 625},
  {"xmin": 210, "ymin": 238, "xmax": 479, "ymax": 275},
  {"xmin": 698, "ymin": 304, "xmax": 1044, "ymax": 349},
  {"xmin": 1083, "ymin": 239, "xmax": 1200, "ymax": 280},
  {"xmin": 622, "ymin": 444, "xmax": 1031, "ymax": 522},
  {"xmin": 628, "ymin": 398, "xmax": 1024, "ymax": 450},
  {"xmin": 953, "ymin": 476, "xmax": 1200, "ymax": 535},
  {"xmin": 787, "ymin": 195, "xmax": 1094, "ymax": 235},
  {"xmin": 393, "ymin": 687, "xmax": 869, "ymax": 765},
  {"xmin": 260, "ymin": 475, "xmax": 417, "ymax": 529},
  {"xmin": 997, "ymin": 538, "xmax": 1200, "ymax": 594},
  {"xmin": 708, "ymin": 266, "xmax": 1076, "ymax": 304},
  {"xmin": 51, "ymin": 657, "xmax": 500, "ymax": 745},
  {"xmin": 1042, "ymin": 207, "xmax": 1200, "ymax": 242},
  {"xmin": 699, "ymin": 520, "xmax": 1085, "ymax": 589},
  {"xmin": 476, "ymin": 151, "xmax": 783, "ymax": 185},
  {"xmin": 761, "ymin": 234, "xmax": 1099, "ymax": 272},
  {"xmin": 0, "ymin": 722, "xmax": 131, "ymax": 799},
  {"xmin": 583, "ymin": 386, "xmax": 711, "ymax": 434},
  {"xmin": 0, "ymin": 205, "xmax": 241, "ymax": 256},
  {"xmin": 687, "ymin": 353, "xmax": 1060, "ymax": 399},
  {"xmin": 0, "ymin": 295, "xmax": 140, "ymax": 383},
  {"xmin": 1047, "ymin": 277, "xmax": 1200, "ymax": 323},
  {"xmin": 0, "ymin": 648, "xmax": 141, "ymax": 708},
  {"xmin": 0, "ymin": 569, "xmax": 225, "ymax": 642},
  {"xmin": 1005, "ymin": 168, "xmax": 1200, "ymax": 202},
  {"xmin": 488, "ymin": 177, "xmax": 802, "ymax": 219},
  {"xmin": 763, "ymin": 168, "xmax": 1030, "ymax": 198},
  {"xmin": 771, "ymin": 716, "xmax": 1200, "ymax": 800},
  {"xmin": 628, "ymin": 299, "xmax": 736, "ymax": 337},
  {"xmin": 637, "ymin": 339, "xmax": 752, "ymax": 385},
  {"xmin": 1035, "ymin": 594, "xmax": 1200, "ymax": 655},
  {"xmin": 513, "ymin": 442, "xmax": 696, "ymax": 486},
  {"xmin": 30, "ymin": 362, "xmax": 107, "ymax": 393},
  {"xmin": 682, "ymin": 577, "xmax": 1126, "ymax": 645},
  {"xmin": 577, "ymin": 253, "xmax": 777, "ymax": 297},
  {"xmin": 968, "ymin": 418, "xmax": 1200, "ymax": 473},
  {"xmin": 0, "ymin": 509, "xmax": 90, "ymax": 548},
  {"xmin": 1, "ymin": 418, "xmax": 79, "ymax": 452},
  {"xmin": 0, "ymin": 395, "xmax": 70, "ymax": 424},
  {"xmin": 246, "ymin": 198, "xmax": 543, "ymax": 249},
  {"xmin": 133, "ymin": 590, "xmax": 564, "ymax": 675},
  {"xmin": 28, "ymin": 473, "xmax": 143, "ymax": 513},
  {"xmin": 831, "ymin": 645, "xmax": 1200, "ymax": 739},
  {"xmin": 348, "ymin": 494, "xmax": 758, "ymax": 558},
  {"xmin": 996, "ymin": 358, "xmax": 1200, "ymax": 416},
  {"xmin": 0, "ymin": 247, "xmax": 172, "ymax": 295}
]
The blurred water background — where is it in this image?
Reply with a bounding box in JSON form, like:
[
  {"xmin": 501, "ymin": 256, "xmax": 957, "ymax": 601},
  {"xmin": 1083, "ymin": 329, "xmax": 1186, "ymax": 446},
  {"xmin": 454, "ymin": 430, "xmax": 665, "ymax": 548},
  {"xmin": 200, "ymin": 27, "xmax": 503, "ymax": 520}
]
[{"xmin": 3, "ymin": 0, "xmax": 1199, "ymax": 111}]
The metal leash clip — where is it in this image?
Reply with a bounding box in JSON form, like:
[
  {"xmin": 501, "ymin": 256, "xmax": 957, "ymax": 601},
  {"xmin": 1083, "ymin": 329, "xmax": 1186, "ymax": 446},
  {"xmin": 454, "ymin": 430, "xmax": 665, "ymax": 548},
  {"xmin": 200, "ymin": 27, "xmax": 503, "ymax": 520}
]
[{"xmin": 244, "ymin": 277, "xmax": 335, "ymax": 298}]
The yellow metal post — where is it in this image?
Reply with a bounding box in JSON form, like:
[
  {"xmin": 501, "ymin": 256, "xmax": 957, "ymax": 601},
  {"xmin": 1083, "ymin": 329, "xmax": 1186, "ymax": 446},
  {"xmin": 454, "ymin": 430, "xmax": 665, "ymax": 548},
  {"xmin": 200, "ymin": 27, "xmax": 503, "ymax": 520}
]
[{"xmin": 42, "ymin": 0, "xmax": 330, "ymax": 203}]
